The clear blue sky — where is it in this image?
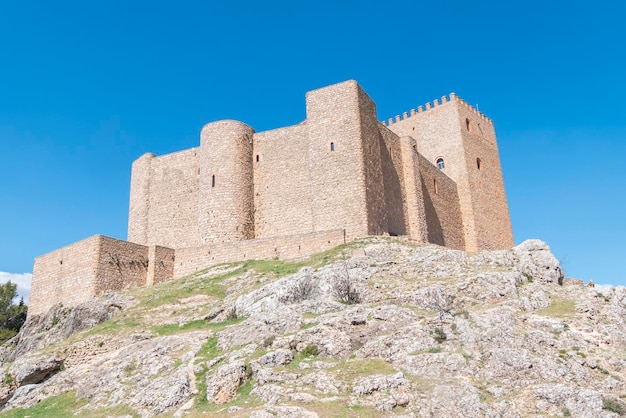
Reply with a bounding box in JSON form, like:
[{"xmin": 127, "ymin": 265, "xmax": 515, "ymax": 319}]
[{"xmin": 1, "ymin": 0, "xmax": 625, "ymax": 300}]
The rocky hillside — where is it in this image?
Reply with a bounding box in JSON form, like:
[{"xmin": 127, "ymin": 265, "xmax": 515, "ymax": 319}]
[{"xmin": 1, "ymin": 238, "xmax": 625, "ymax": 417}]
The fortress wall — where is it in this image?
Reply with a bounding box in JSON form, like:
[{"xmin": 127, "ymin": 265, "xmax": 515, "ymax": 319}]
[
  {"xmin": 306, "ymin": 81, "xmax": 370, "ymax": 241},
  {"xmin": 378, "ymin": 125, "xmax": 407, "ymax": 236},
  {"xmin": 398, "ymin": 136, "xmax": 428, "ymax": 242},
  {"xmin": 144, "ymin": 148, "xmax": 200, "ymax": 248},
  {"xmin": 173, "ymin": 229, "xmax": 345, "ymax": 278},
  {"xmin": 147, "ymin": 245, "xmax": 176, "ymax": 286},
  {"xmin": 418, "ymin": 155, "xmax": 465, "ymax": 250},
  {"xmin": 253, "ymin": 124, "xmax": 313, "ymax": 238},
  {"xmin": 30, "ymin": 235, "xmax": 101, "ymax": 316},
  {"xmin": 455, "ymin": 103, "xmax": 514, "ymax": 250},
  {"xmin": 199, "ymin": 121, "xmax": 255, "ymax": 244},
  {"xmin": 93, "ymin": 236, "xmax": 149, "ymax": 295},
  {"xmin": 358, "ymin": 88, "xmax": 388, "ymax": 236}
]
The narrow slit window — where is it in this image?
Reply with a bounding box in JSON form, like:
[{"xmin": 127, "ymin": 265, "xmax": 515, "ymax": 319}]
[
  {"xmin": 466, "ymin": 118, "xmax": 471, "ymax": 131},
  {"xmin": 433, "ymin": 178, "xmax": 438, "ymax": 194},
  {"xmin": 211, "ymin": 175, "xmax": 216, "ymax": 187},
  {"xmin": 256, "ymin": 154, "xmax": 259, "ymax": 162},
  {"xmin": 330, "ymin": 142, "xmax": 335, "ymax": 151},
  {"xmin": 436, "ymin": 158, "xmax": 445, "ymax": 170},
  {"xmin": 476, "ymin": 158, "xmax": 481, "ymax": 170}
]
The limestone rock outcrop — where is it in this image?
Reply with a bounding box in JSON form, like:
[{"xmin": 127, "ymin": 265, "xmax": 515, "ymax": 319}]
[{"xmin": 1, "ymin": 238, "xmax": 624, "ymax": 417}]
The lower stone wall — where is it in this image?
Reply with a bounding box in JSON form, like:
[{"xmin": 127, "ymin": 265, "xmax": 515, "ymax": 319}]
[
  {"xmin": 147, "ymin": 245, "xmax": 176, "ymax": 286},
  {"xmin": 173, "ymin": 229, "xmax": 346, "ymax": 278},
  {"xmin": 29, "ymin": 236, "xmax": 174, "ymax": 318},
  {"xmin": 93, "ymin": 236, "xmax": 150, "ymax": 295},
  {"xmin": 30, "ymin": 235, "xmax": 101, "ymax": 317}
]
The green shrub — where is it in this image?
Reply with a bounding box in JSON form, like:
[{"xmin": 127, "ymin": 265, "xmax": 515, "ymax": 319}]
[
  {"xmin": 432, "ymin": 327, "xmax": 447, "ymax": 344},
  {"xmin": 301, "ymin": 344, "xmax": 319, "ymax": 357},
  {"xmin": 602, "ymin": 396, "xmax": 625, "ymax": 415}
]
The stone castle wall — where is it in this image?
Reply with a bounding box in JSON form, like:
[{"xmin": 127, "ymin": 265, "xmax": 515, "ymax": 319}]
[
  {"xmin": 173, "ymin": 229, "xmax": 345, "ymax": 279},
  {"xmin": 417, "ymin": 154, "xmax": 465, "ymax": 250},
  {"xmin": 128, "ymin": 148, "xmax": 200, "ymax": 249},
  {"xmin": 253, "ymin": 124, "xmax": 312, "ymax": 238},
  {"xmin": 30, "ymin": 236, "xmax": 100, "ymax": 316},
  {"xmin": 30, "ymin": 236, "xmax": 152, "ymax": 316}
]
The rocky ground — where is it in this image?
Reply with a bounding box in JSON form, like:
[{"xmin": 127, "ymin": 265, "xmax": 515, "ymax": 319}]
[{"xmin": 0, "ymin": 238, "xmax": 625, "ymax": 417}]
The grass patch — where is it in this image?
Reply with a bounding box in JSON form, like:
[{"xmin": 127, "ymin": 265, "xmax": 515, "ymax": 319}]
[
  {"xmin": 334, "ymin": 358, "xmax": 396, "ymax": 383},
  {"xmin": 306, "ymin": 400, "xmax": 381, "ymax": 417},
  {"xmin": 0, "ymin": 391, "xmax": 138, "ymax": 418},
  {"xmin": 537, "ymin": 297, "xmax": 576, "ymax": 318}
]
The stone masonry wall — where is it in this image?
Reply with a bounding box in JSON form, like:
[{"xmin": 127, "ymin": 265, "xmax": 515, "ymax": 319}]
[
  {"xmin": 29, "ymin": 236, "xmax": 178, "ymax": 317},
  {"xmin": 93, "ymin": 236, "xmax": 150, "ymax": 295},
  {"xmin": 30, "ymin": 235, "xmax": 100, "ymax": 316},
  {"xmin": 253, "ymin": 123, "xmax": 313, "ymax": 238},
  {"xmin": 398, "ymin": 135, "xmax": 428, "ymax": 242},
  {"xmin": 455, "ymin": 102, "xmax": 514, "ymax": 250},
  {"xmin": 306, "ymin": 81, "xmax": 370, "ymax": 241},
  {"xmin": 378, "ymin": 125, "xmax": 407, "ymax": 237},
  {"xmin": 128, "ymin": 148, "xmax": 200, "ymax": 249},
  {"xmin": 358, "ymin": 86, "xmax": 388, "ymax": 237},
  {"xmin": 418, "ymin": 154, "xmax": 465, "ymax": 250},
  {"xmin": 386, "ymin": 97, "xmax": 474, "ymax": 249},
  {"xmin": 147, "ymin": 245, "xmax": 175, "ymax": 286},
  {"xmin": 173, "ymin": 229, "xmax": 346, "ymax": 279}
]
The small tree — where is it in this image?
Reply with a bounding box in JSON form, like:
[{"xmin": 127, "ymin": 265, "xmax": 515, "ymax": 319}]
[{"xmin": 0, "ymin": 281, "xmax": 28, "ymax": 344}]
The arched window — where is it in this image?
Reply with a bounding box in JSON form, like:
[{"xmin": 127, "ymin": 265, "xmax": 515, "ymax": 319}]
[
  {"xmin": 330, "ymin": 142, "xmax": 335, "ymax": 151},
  {"xmin": 476, "ymin": 158, "xmax": 481, "ymax": 170},
  {"xmin": 211, "ymin": 175, "xmax": 216, "ymax": 187},
  {"xmin": 436, "ymin": 158, "xmax": 445, "ymax": 170}
]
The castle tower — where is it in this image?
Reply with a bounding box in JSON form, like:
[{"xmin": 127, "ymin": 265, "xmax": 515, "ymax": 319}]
[
  {"xmin": 128, "ymin": 152, "xmax": 155, "ymax": 244},
  {"xmin": 387, "ymin": 95, "xmax": 514, "ymax": 251},
  {"xmin": 198, "ymin": 120, "xmax": 255, "ymax": 243},
  {"xmin": 305, "ymin": 80, "xmax": 387, "ymax": 240}
]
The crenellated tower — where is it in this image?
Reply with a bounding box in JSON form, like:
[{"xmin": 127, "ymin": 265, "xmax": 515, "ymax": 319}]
[{"xmin": 385, "ymin": 94, "xmax": 514, "ymax": 251}]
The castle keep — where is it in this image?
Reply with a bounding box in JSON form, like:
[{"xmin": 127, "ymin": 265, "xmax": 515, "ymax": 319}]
[{"xmin": 29, "ymin": 80, "xmax": 514, "ymax": 316}]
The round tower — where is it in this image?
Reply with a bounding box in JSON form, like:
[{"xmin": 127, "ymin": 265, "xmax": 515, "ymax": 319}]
[
  {"xmin": 128, "ymin": 152, "xmax": 155, "ymax": 245},
  {"xmin": 198, "ymin": 120, "xmax": 255, "ymax": 243}
]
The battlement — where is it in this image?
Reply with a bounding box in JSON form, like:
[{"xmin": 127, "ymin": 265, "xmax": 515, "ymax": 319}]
[{"xmin": 381, "ymin": 93, "xmax": 492, "ymax": 127}]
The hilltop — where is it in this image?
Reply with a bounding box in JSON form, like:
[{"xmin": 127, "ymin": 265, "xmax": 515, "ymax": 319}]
[{"xmin": 1, "ymin": 238, "xmax": 625, "ymax": 417}]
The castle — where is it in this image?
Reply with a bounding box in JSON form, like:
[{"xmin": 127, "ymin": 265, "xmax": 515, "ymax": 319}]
[{"xmin": 28, "ymin": 80, "xmax": 514, "ymax": 317}]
